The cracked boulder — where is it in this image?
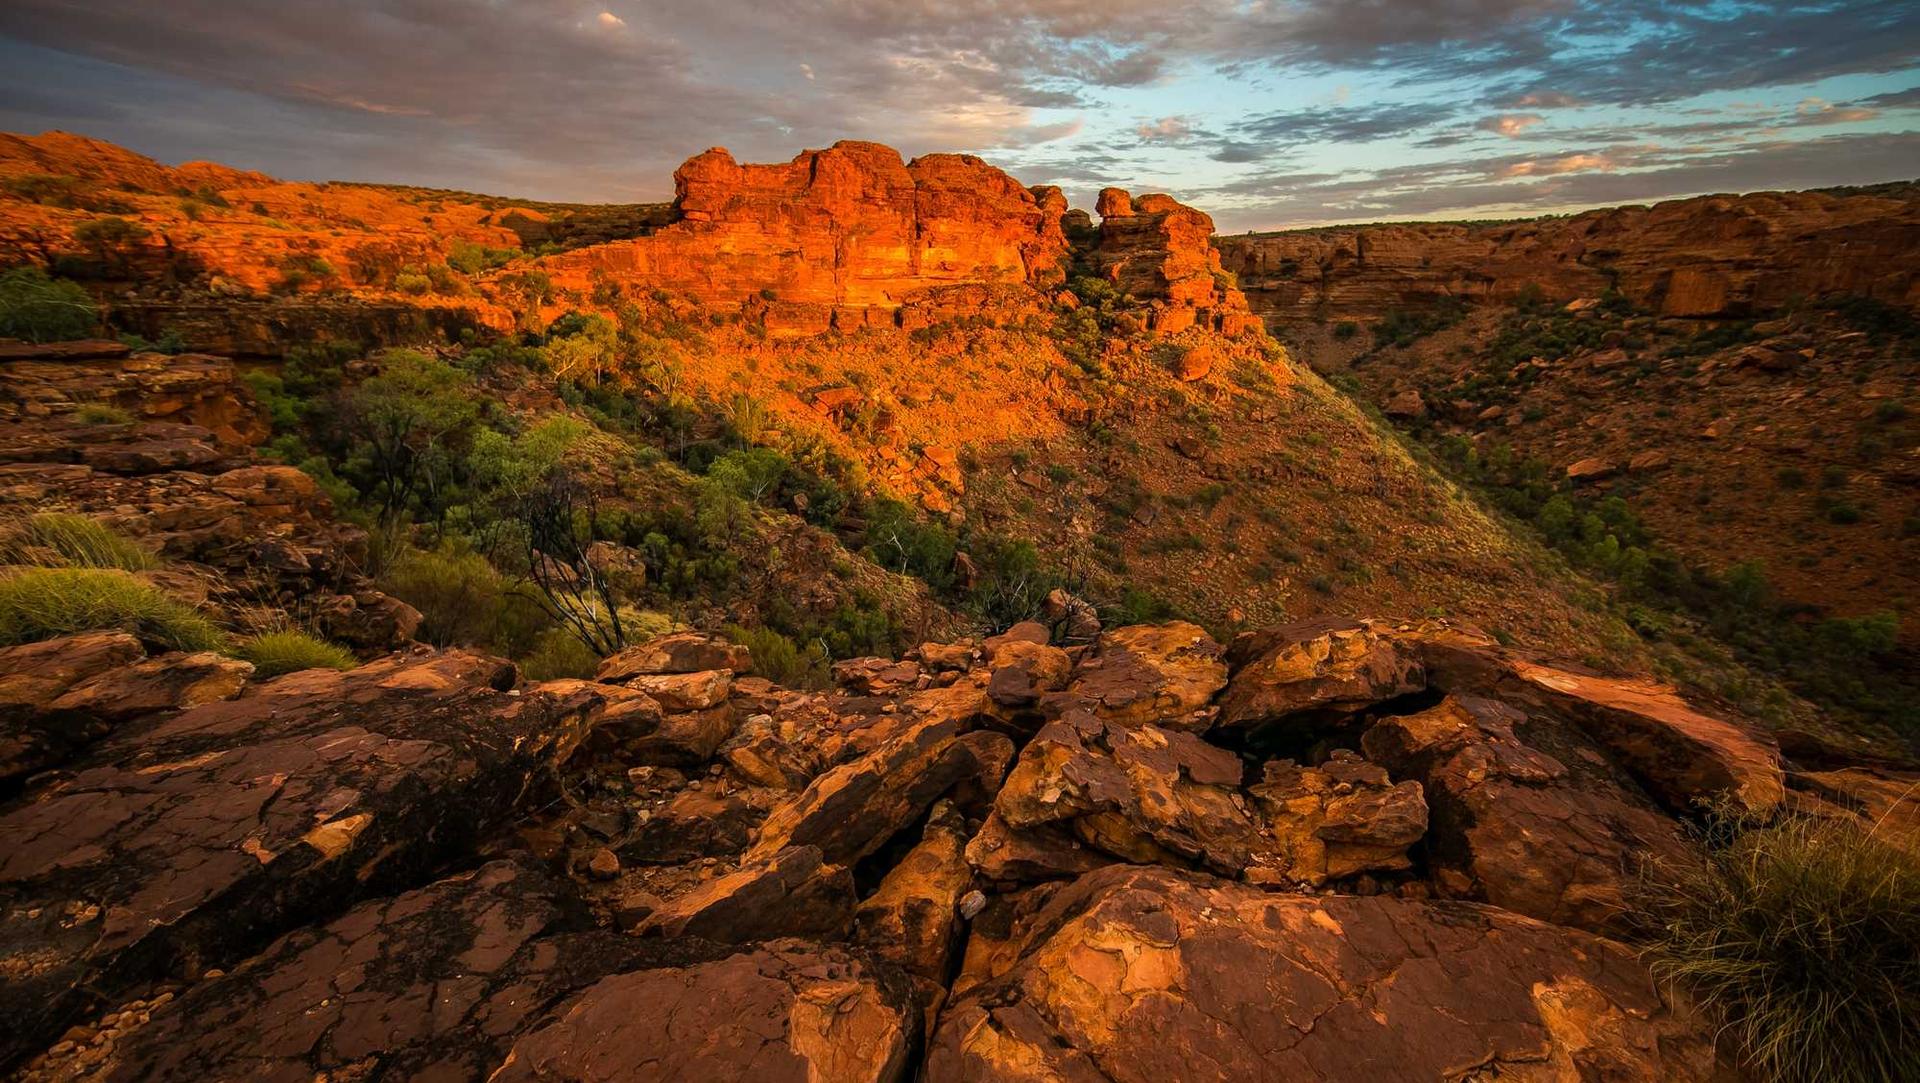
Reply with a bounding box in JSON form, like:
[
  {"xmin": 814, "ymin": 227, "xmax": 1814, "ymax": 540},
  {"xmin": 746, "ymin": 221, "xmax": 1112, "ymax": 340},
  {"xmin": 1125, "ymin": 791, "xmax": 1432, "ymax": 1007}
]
[
  {"xmin": 0, "ymin": 649, "xmax": 594, "ymax": 1066},
  {"xmin": 491, "ymin": 939, "xmax": 917, "ymax": 1083},
  {"xmin": 1216, "ymin": 618, "xmax": 1427, "ymax": 736},
  {"xmin": 1363, "ymin": 695, "xmax": 1692, "ymax": 932},
  {"xmin": 1065, "ymin": 622, "xmax": 1225, "ymax": 732},
  {"xmin": 995, "ymin": 707, "xmax": 1260, "ymax": 876},
  {"xmin": 925, "ymin": 865, "xmax": 1723, "ymax": 1082},
  {"xmin": 744, "ymin": 684, "xmax": 1007, "ymax": 868},
  {"xmin": 1244, "ymin": 749, "xmax": 1427, "ymax": 887}
]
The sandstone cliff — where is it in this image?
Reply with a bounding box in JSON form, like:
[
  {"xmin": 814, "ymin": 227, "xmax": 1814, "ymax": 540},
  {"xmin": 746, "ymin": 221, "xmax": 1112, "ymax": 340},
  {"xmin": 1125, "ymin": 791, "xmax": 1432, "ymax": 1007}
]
[{"xmin": 1216, "ymin": 186, "xmax": 1920, "ymax": 323}]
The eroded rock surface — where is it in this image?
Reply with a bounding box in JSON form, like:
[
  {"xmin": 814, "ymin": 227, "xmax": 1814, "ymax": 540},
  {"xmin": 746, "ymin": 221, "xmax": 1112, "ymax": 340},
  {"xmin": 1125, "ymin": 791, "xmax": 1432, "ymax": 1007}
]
[
  {"xmin": 0, "ymin": 649, "xmax": 586, "ymax": 1064},
  {"xmin": 926, "ymin": 865, "xmax": 1724, "ymax": 1082}
]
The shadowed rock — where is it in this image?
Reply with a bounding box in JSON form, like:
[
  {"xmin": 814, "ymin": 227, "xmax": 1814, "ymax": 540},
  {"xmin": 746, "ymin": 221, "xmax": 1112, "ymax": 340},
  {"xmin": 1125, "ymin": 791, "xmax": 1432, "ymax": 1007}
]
[{"xmin": 0, "ymin": 649, "xmax": 594, "ymax": 1067}]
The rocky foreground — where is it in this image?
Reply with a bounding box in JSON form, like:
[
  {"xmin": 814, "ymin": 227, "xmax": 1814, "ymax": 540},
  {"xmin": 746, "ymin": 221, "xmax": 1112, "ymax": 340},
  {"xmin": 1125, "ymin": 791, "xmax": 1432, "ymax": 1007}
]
[{"xmin": 3, "ymin": 598, "xmax": 1913, "ymax": 1079}]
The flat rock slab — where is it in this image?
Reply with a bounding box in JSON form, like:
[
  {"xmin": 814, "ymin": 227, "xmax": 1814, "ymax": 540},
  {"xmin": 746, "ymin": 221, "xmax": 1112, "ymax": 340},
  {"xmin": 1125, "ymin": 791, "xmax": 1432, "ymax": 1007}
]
[
  {"xmin": 0, "ymin": 650, "xmax": 594, "ymax": 1067},
  {"xmin": 71, "ymin": 859, "xmax": 718, "ymax": 1082},
  {"xmin": 927, "ymin": 865, "xmax": 1723, "ymax": 1082}
]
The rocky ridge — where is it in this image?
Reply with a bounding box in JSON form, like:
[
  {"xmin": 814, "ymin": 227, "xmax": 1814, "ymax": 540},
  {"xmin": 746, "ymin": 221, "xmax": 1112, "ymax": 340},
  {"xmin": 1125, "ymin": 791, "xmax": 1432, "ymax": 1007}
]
[{"xmin": 8, "ymin": 592, "xmax": 1915, "ymax": 1078}]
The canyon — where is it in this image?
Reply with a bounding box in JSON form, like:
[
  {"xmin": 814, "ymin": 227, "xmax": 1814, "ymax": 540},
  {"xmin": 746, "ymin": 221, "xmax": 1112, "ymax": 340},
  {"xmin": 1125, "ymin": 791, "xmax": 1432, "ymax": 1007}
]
[{"xmin": 1, "ymin": 131, "xmax": 1916, "ymax": 1081}]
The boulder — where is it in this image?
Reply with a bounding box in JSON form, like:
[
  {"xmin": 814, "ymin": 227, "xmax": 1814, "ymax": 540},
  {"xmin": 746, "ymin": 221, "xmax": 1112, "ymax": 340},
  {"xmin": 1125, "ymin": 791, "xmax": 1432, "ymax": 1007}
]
[
  {"xmin": 925, "ymin": 865, "xmax": 1722, "ymax": 1081},
  {"xmin": 44, "ymin": 650, "xmax": 252, "ymax": 722},
  {"xmin": 635, "ymin": 845, "xmax": 856, "ymax": 942},
  {"xmin": 964, "ymin": 810, "xmax": 1111, "ymax": 884},
  {"xmin": 1216, "ymin": 619, "xmax": 1426, "ymax": 735},
  {"xmin": 1066, "ymin": 621, "xmax": 1225, "ymax": 732},
  {"xmin": 491, "ymin": 940, "xmax": 917, "ymax": 1083},
  {"xmin": 1383, "ymin": 388, "xmax": 1427, "ymax": 419},
  {"xmin": 1245, "ymin": 749, "xmax": 1427, "ymax": 887},
  {"xmin": 1363, "ymin": 695, "xmax": 1692, "ymax": 931},
  {"xmin": 0, "ymin": 632, "xmax": 145, "ymax": 783},
  {"xmin": 1565, "ymin": 457, "xmax": 1618, "ymax": 483},
  {"xmin": 995, "ymin": 707, "xmax": 1259, "ymax": 876},
  {"xmin": 744, "ymin": 682, "xmax": 1005, "ymax": 866},
  {"xmin": 1503, "ymin": 660, "xmax": 1785, "ymax": 815},
  {"xmin": 853, "ymin": 801, "xmax": 973, "ymax": 981},
  {"xmin": 596, "ymin": 631, "xmax": 751, "ymax": 681}
]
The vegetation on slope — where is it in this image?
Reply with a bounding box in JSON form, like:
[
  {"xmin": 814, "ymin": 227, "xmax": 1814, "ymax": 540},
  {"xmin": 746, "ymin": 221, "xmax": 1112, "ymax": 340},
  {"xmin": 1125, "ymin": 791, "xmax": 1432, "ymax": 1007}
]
[{"xmin": 1638, "ymin": 812, "xmax": 1920, "ymax": 1083}]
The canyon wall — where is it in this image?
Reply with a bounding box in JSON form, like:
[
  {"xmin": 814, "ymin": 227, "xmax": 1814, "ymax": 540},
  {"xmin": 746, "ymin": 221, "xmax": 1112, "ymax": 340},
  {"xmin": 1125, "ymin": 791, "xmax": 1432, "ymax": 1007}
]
[{"xmin": 1216, "ymin": 187, "xmax": 1920, "ymax": 324}]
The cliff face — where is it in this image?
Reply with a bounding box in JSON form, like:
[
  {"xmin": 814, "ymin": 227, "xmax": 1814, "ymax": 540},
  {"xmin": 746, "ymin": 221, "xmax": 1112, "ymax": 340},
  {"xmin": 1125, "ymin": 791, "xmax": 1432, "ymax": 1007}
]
[
  {"xmin": 538, "ymin": 142, "xmax": 1069, "ymax": 322},
  {"xmin": 1087, "ymin": 187, "xmax": 1258, "ymax": 335},
  {"xmin": 1216, "ymin": 187, "xmax": 1920, "ymax": 323}
]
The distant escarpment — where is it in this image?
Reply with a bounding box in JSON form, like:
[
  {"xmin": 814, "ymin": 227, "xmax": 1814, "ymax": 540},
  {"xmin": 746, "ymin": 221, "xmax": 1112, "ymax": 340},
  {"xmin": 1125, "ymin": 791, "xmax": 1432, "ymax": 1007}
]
[{"xmin": 1216, "ymin": 186, "xmax": 1920, "ymax": 325}]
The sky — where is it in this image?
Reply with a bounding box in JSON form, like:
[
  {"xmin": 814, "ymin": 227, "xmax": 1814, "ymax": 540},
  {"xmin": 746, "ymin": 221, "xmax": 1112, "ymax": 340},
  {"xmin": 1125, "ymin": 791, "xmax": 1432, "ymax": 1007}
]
[{"xmin": 1, "ymin": 1, "xmax": 1916, "ymax": 231}]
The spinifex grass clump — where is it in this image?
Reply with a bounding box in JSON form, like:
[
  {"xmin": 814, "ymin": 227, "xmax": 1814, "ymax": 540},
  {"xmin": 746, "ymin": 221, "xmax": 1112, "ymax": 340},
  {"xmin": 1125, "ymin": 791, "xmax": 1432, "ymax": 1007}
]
[
  {"xmin": 0, "ymin": 567, "xmax": 226, "ymax": 652},
  {"xmin": 1639, "ymin": 811, "xmax": 1920, "ymax": 1083},
  {"xmin": 239, "ymin": 629, "xmax": 357, "ymax": 678},
  {"xmin": 1, "ymin": 512, "xmax": 156, "ymax": 571}
]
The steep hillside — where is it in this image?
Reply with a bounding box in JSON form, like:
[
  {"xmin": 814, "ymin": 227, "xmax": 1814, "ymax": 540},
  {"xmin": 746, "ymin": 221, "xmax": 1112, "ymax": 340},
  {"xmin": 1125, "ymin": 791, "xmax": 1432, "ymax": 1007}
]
[{"xmin": 1219, "ymin": 189, "xmax": 1919, "ymax": 735}]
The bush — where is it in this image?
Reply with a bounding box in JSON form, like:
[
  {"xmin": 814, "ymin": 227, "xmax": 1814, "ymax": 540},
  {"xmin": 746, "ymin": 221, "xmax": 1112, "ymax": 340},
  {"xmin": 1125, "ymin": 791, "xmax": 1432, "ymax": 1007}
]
[
  {"xmin": 0, "ymin": 568, "xmax": 225, "ymax": 651},
  {"xmin": 73, "ymin": 402, "xmax": 134, "ymax": 424},
  {"xmin": 1, "ymin": 513, "xmax": 156, "ymax": 570},
  {"xmin": 725, "ymin": 623, "xmax": 829, "ymax": 689},
  {"xmin": 1639, "ymin": 814, "xmax": 1920, "ymax": 1083},
  {"xmin": 0, "ymin": 267, "xmax": 97, "ymax": 342},
  {"xmin": 378, "ymin": 543, "xmax": 549, "ymax": 657},
  {"xmin": 240, "ymin": 630, "xmax": 356, "ymax": 677},
  {"xmin": 519, "ymin": 626, "xmax": 601, "ymax": 680}
]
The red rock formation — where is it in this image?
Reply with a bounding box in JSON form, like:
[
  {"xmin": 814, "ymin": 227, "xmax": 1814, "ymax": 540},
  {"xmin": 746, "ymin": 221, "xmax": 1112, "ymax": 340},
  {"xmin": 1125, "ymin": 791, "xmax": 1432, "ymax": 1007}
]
[
  {"xmin": 1090, "ymin": 186, "xmax": 1257, "ymax": 334},
  {"xmin": 539, "ymin": 141, "xmax": 1068, "ymax": 324},
  {"xmin": 1216, "ymin": 186, "xmax": 1920, "ymax": 323}
]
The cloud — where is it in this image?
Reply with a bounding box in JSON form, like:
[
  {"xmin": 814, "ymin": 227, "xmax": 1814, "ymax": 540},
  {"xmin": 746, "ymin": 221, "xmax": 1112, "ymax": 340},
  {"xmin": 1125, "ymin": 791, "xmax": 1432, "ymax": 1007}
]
[
  {"xmin": 1232, "ymin": 100, "xmax": 1458, "ymax": 144},
  {"xmin": 1135, "ymin": 116, "xmax": 1192, "ymax": 142},
  {"xmin": 1476, "ymin": 113, "xmax": 1545, "ymax": 136},
  {"xmin": 1199, "ymin": 130, "xmax": 1920, "ymax": 230},
  {"xmin": 1499, "ymin": 151, "xmax": 1620, "ymax": 177},
  {"xmin": 0, "ymin": 0, "xmax": 1914, "ymax": 223},
  {"xmin": 1504, "ymin": 90, "xmax": 1583, "ymax": 109}
]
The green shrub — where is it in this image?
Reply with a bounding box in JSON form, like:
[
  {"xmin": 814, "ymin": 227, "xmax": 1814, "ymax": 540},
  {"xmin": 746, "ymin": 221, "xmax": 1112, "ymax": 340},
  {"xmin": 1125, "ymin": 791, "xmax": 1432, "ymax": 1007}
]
[
  {"xmin": 519, "ymin": 626, "xmax": 601, "ymax": 680},
  {"xmin": 0, "ymin": 568, "xmax": 225, "ymax": 651},
  {"xmin": 0, "ymin": 267, "xmax": 97, "ymax": 342},
  {"xmin": 724, "ymin": 623, "xmax": 829, "ymax": 688},
  {"xmin": 1, "ymin": 513, "xmax": 156, "ymax": 570},
  {"xmin": 378, "ymin": 543, "xmax": 549, "ymax": 657},
  {"xmin": 240, "ymin": 629, "xmax": 356, "ymax": 677},
  {"xmin": 1639, "ymin": 814, "xmax": 1920, "ymax": 1083},
  {"xmin": 73, "ymin": 402, "xmax": 134, "ymax": 424}
]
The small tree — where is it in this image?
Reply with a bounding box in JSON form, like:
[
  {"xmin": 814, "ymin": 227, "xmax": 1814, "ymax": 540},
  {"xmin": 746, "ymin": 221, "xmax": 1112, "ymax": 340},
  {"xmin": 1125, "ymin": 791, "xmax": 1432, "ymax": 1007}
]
[
  {"xmin": 514, "ymin": 469, "xmax": 627, "ymax": 656},
  {"xmin": 71, "ymin": 216, "xmax": 148, "ymax": 275},
  {"xmin": 342, "ymin": 350, "xmax": 479, "ymax": 523}
]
